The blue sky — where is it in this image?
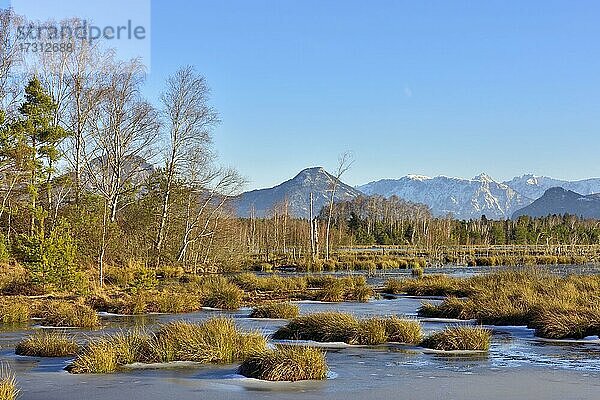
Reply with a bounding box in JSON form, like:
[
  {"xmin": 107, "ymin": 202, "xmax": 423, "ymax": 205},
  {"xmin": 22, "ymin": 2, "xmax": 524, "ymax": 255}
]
[{"xmin": 5, "ymin": 1, "xmax": 600, "ymax": 189}]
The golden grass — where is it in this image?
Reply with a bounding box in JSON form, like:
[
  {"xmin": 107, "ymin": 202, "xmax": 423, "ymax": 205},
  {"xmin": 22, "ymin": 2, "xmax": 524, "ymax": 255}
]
[
  {"xmin": 16, "ymin": 330, "xmax": 79, "ymax": 357},
  {"xmin": 383, "ymin": 316, "xmax": 423, "ymax": 344},
  {"xmin": 416, "ymin": 269, "xmax": 600, "ymax": 339},
  {"xmin": 67, "ymin": 338, "xmax": 119, "ymax": 374},
  {"xmin": 249, "ymin": 303, "xmax": 299, "ymax": 319},
  {"xmin": 36, "ymin": 300, "xmax": 99, "ymax": 328},
  {"xmin": 0, "ymin": 299, "xmax": 30, "ymax": 325},
  {"xmin": 0, "ymin": 364, "xmax": 18, "ymax": 400},
  {"xmin": 156, "ymin": 318, "xmax": 267, "ymax": 363},
  {"xmin": 239, "ymin": 345, "xmax": 328, "ymax": 381},
  {"xmin": 68, "ymin": 317, "xmax": 267, "ymax": 374},
  {"xmin": 199, "ymin": 279, "xmax": 243, "ymax": 310},
  {"xmin": 273, "ymin": 312, "xmax": 358, "ymax": 343},
  {"xmin": 273, "ymin": 312, "xmax": 422, "ymax": 345},
  {"xmin": 421, "ymin": 326, "xmax": 492, "ymax": 351},
  {"xmin": 384, "ymin": 275, "xmax": 471, "ymax": 297}
]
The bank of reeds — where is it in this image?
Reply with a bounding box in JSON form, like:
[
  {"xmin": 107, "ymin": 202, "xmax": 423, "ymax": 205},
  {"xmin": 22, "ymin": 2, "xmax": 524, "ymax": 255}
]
[
  {"xmin": 416, "ymin": 269, "xmax": 600, "ymax": 339},
  {"xmin": 384, "ymin": 275, "xmax": 471, "ymax": 297},
  {"xmin": 0, "ymin": 298, "xmax": 30, "ymax": 325}
]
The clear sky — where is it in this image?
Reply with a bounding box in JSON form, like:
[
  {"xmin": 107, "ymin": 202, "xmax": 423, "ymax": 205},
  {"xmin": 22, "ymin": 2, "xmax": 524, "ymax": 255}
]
[{"xmin": 5, "ymin": 0, "xmax": 600, "ymax": 189}]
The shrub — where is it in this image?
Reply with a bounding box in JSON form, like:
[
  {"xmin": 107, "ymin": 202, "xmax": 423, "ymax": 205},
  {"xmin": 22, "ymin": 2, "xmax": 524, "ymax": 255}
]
[
  {"xmin": 36, "ymin": 301, "xmax": 99, "ymax": 328},
  {"xmin": 249, "ymin": 303, "xmax": 299, "ymax": 319},
  {"xmin": 156, "ymin": 265, "xmax": 184, "ymax": 280},
  {"xmin": 105, "ymin": 260, "xmax": 157, "ymax": 291},
  {"xmin": 0, "ymin": 235, "xmax": 9, "ymax": 264},
  {"xmin": 0, "ymin": 364, "xmax": 18, "ymax": 400},
  {"xmin": 421, "ymin": 326, "xmax": 491, "ymax": 351},
  {"xmin": 16, "ymin": 330, "xmax": 79, "ymax": 357},
  {"xmin": 0, "ymin": 265, "xmax": 42, "ymax": 296},
  {"xmin": 238, "ymin": 345, "xmax": 328, "ymax": 381},
  {"xmin": 411, "ymin": 265, "xmax": 424, "ymax": 278}
]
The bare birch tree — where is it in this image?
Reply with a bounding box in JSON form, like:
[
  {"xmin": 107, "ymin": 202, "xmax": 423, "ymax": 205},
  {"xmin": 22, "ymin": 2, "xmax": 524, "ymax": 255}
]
[
  {"xmin": 325, "ymin": 152, "xmax": 353, "ymax": 260},
  {"xmin": 154, "ymin": 66, "xmax": 218, "ymax": 265},
  {"xmin": 85, "ymin": 59, "xmax": 159, "ymax": 286}
]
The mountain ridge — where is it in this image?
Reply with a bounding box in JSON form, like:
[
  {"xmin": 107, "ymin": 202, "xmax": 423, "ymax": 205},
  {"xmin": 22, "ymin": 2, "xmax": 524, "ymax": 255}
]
[
  {"xmin": 512, "ymin": 187, "xmax": 600, "ymax": 219},
  {"xmin": 234, "ymin": 166, "xmax": 361, "ymax": 218},
  {"xmin": 236, "ymin": 169, "xmax": 600, "ymax": 220}
]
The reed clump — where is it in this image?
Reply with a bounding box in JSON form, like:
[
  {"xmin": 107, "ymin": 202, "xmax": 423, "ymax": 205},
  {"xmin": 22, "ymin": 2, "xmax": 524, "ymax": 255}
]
[
  {"xmin": 0, "ymin": 298, "xmax": 30, "ymax": 325},
  {"xmin": 0, "ymin": 364, "xmax": 18, "ymax": 400},
  {"xmin": 198, "ymin": 278, "xmax": 244, "ymax": 310},
  {"xmin": 36, "ymin": 300, "xmax": 99, "ymax": 328},
  {"xmin": 238, "ymin": 345, "xmax": 328, "ymax": 381},
  {"xmin": 249, "ymin": 303, "xmax": 299, "ymax": 319},
  {"xmin": 273, "ymin": 312, "xmax": 422, "ymax": 345},
  {"xmin": 68, "ymin": 317, "xmax": 267, "ymax": 374},
  {"xmin": 16, "ymin": 330, "xmax": 79, "ymax": 357},
  {"xmin": 421, "ymin": 326, "xmax": 491, "ymax": 351}
]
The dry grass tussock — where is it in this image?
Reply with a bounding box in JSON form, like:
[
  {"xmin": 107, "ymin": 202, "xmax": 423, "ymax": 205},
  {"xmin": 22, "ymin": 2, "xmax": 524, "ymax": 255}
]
[
  {"xmin": 68, "ymin": 317, "xmax": 267, "ymax": 374},
  {"xmin": 16, "ymin": 330, "xmax": 79, "ymax": 357},
  {"xmin": 273, "ymin": 312, "xmax": 422, "ymax": 345},
  {"xmin": 239, "ymin": 345, "xmax": 328, "ymax": 381}
]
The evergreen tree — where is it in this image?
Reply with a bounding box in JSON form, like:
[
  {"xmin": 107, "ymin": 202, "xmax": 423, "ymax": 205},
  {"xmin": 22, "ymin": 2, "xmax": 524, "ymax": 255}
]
[{"xmin": 10, "ymin": 77, "xmax": 68, "ymax": 234}]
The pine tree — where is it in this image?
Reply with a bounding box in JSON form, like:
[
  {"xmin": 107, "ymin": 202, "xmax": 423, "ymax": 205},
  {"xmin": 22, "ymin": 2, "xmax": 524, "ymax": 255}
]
[{"xmin": 10, "ymin": 77, "xmax": 68, "ymax": 235}]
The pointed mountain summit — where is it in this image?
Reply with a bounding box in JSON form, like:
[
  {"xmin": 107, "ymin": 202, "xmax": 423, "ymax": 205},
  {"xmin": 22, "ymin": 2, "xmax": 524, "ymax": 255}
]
[{"xmin": 235, "ymin": 167, "xmax": 361, "ymax": 218}]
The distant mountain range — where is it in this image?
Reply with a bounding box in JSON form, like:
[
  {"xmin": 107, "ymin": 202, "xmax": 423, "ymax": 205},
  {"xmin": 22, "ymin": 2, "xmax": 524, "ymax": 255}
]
[
  {"xmin": 234, "ymin": 168, "xmax": 600, "ymax": 220},
  {"xmin": 360, "ymin": 174, "xmax": 600, "ymax": 219},
  {"xmin": 512, "ymin": 187, "xmax": 600, "ymax": 219},
  {"xmin": 358, "ymin": 173, "xmax": 528, "ymax": 220},
  {"xmin": 504, "ymin": 175, "xmax": 600, "ymax": 202},
  {"xmin": 235, "ymin": 167, "xmax": 361, "ymax": 218}
]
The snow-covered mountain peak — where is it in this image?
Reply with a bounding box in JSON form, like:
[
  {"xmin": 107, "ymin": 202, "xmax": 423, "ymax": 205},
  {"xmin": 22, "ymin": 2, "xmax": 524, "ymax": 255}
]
[
  {"xmin": 406, "ymin": 174, "xmax": 431, "ymax": 181},
  {"xmin": 473, "ymin": 173, "xmax": 494, "ymax": 183}
]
